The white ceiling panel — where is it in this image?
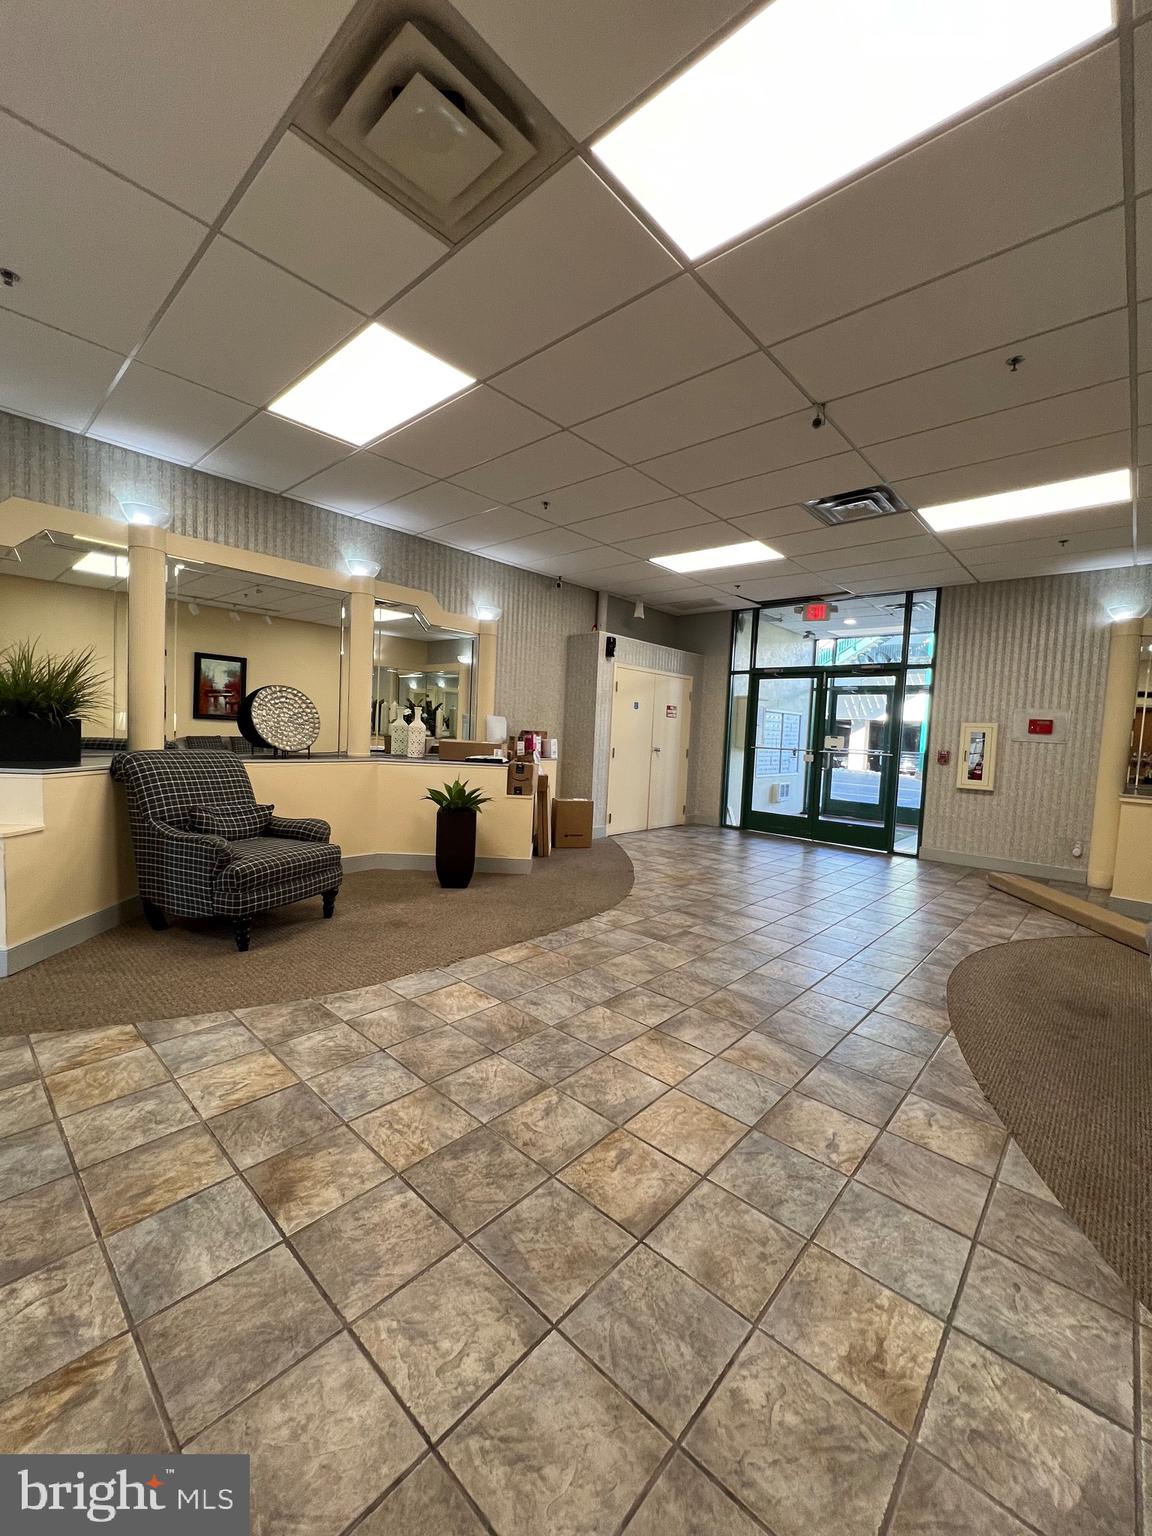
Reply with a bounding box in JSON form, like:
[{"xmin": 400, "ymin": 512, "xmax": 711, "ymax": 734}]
[
  {"xmin": 224, "ymin": 132, "xmax": 446, "ymax": 313},
  {"xmin": 138, "ymin": 237, "xmax": 360, "ymax": 405},
  {"xmin": 959, "ymin": 523, "xmax": 1135, "ymax": 565},
  {"xmin": 703, "ymin": 44, "xmax": 1122, "ymax": 345},
  {"xmin": 492, "ymin": 276, "xmax": 751, "ymax": 424},
  {"xmin": 433, "ymin": 507, "xmax": 551, "ymax": 550},
  {"xmin": 694, "ymin": 451, "xmax": 877, "ymax": 519},
  {"xmin": 568, "ymin": 499, "xmax": 711, "ymax": 543},
  {"xmin": 89, "ymin": 364, "xmax": 250, "ymax": 465},
  {"xmin": 1138, "ymin": 196, "xmax": 1152, "ymax": 300},
  {"xmin": 793, "ymin": 536, "xmax": 943, "ymax": 572},
  {"xmin": 451, "ymin": 0, "xmax": 750, "ymax": 139},
  {"xmin": 454, "ymin": 432, "xmax": 621, "ymax": 502},
  {"xmin": 0, "ymin": 0, "xmax": 356, "ymax": 219},
  {"xmin": 575, "ymin": 353, "xmax": 805, "ymax": 462},
  {"xmin": 286, "ymin": 453, "xmax": 430, "ymax": 515},
  {"xmin": 0, "ymin": 310, "xmax": 123, "ymax": 432},
  {"xmin": 1141, "ymin": 301, "xmax": 1152, "ymax": 372},
  {"xmin": 381, "ymin": 160, "xmax": 679, "ymax": 377},
  {"xmin": 960, "ymin": 549, "xmax": 1134, "ymax": 581},
  {"xmin": 774, "ymin": 210, "xmax": 1127, "ymax": 402},
  {"xmin": 0, "ymin": 116, "xmax": 206, "ymax": 354},
  {"xmin": 369, "ymin": 482, "xmax": 501, "ymax": 533},
  {"xmin": 940, "ymin": 503, "xmax": 1130, "ymax": 553},
  {"xmin": 531, "ymin": 547, "xmax": 641, "ymax": 576},
  {"xmin": 515, "ymin": 467, "xmax": 676, "ymax": 523},
  {"xmin": 613, "ymin": 522, "xmax": 736, "ymax": 558},
  {"xmin": 372, "ymin": 387, "xmax": 554, "ymax": 478},
  {"xmin": 842, "ymin": 568, "xmax": 975, "ymax": 592},
  {"xmin": 640, "ymin": 409, "xmax": 851, "ymax": 494},
  {"xmin": 197, "ymin": 413, "xmax": 346, "ymax": 491},
  {"xmin": 1137, "ymin": 23, "xmax": 1152, "ymax": 195},
  {"xmin": 722, "ymin": 506, "xmax": 830, "ymax": 542},
  {"xmin": 869, "ymin": 380, "xmax": 1132, "ymax": 483},
  {"xmin": 766, "ymin": 513, "xmax": 930, "ymax": 559},
  {"xmin": 813, "ymin": 552, "xmax": 971, "ymax": 583},
  {"xmin": 892, "ymin": 430, "xmax": 1132, "ymax": 510},
  {"xmin": 482, "ymin": 528, "xmax": 603, "ymax": 563},
  {"xmin": 725, "ymin": 573, "xmax": 841, "ymax": 602},
  {"xmin": 831, "ymin": 310, "xmax": 1130, "ymax": 446}
]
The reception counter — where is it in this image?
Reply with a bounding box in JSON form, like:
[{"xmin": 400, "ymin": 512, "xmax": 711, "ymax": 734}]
[
  {"xmin": 0, "ymin": 755, "xmax": 555, "ymax": 976},
  {"xmin": 1107, "ymin": 795, "xmax": 1152, "ymax": 906}
]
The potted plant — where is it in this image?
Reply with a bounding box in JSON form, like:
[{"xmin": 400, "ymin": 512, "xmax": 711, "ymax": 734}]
[
  {"xmin": 0, "ymin": 640, "xmax": 107, "ymax": 767},
  {"xmin": 424, "ymin": 777, "xmax": 492, "ymax": 889}
]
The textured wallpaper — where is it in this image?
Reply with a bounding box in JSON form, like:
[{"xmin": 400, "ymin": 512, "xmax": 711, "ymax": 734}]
[
  {"xmin": 922, "ymin": 568, "xmax": 1152, "ymax": 874},
  {"xmin": 0, "ymin": 410, "xmax": 597, "ymax": 736}
]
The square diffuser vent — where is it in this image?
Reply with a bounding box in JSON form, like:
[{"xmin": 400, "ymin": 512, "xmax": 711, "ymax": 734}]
[{"xmin": 806, "ymin": 485, "xmax": 910, "ymax": 526}]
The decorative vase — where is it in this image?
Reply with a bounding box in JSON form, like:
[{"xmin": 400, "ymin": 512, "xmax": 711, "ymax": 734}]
[
  {"xmin": 0, "ymin": 716, "xmax": 82, "ymax": 767},
  {"xmin": 390, "ymin": 720, "xmax": 409, "ymax": 757},
  {"xmin": 435, "ymin": 808, "xmax": 477, "ymax": 888},
  {"xmin": 406, "ymin": 719, "xmax": 427, "ymax": 758}
]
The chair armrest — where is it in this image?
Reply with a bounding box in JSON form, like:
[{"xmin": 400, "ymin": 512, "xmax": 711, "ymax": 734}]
[
  {"xmin": 266, "ymin": 814, "xmax": 331, "ymax": 843},
  {"xmin": 148, "ymin": 818, "xmax": 235, "ymax": 915}
]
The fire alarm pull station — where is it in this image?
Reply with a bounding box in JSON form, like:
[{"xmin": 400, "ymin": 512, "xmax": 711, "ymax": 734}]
[{"xmin": 936, "ymin": 749, "xmax": 951, "ymax": 766}]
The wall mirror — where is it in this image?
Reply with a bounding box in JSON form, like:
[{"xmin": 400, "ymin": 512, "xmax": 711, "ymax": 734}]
[
  {"xmin": 167, "ymin": 561, "xmax": 348, "ymax": 754},
  {"xmin": 372, "ymin": 602, "xmax": 476, "ymax": 748},
  {"xmin": 0, "ymin": 530, "xmax": 128, "ymax": 752}
]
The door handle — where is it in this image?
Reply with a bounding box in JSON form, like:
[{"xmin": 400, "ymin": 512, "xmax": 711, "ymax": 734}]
[{"xmin": 652, "ymin": 745, "xmax": 661, "ymax": 754}]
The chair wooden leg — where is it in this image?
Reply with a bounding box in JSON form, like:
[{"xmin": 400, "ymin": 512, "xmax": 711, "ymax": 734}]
[
  {"xmin": 142, "ymin": 899, "xmax": 169, "ymax": 932},
  {"xmin": 233, "ymin": 918, "xmax": 252, "ymax": 952},
  {"xmin": 322, "ymin": 889, "xmax": 337, "ymax": 919}
]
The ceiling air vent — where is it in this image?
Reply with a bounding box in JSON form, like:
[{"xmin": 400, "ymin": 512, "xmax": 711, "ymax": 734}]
[
  {"xmin": 295, "ymin": 5, "xmax": 568, "ymax": 242},
  {"xmin": 805, "ymin": 485, "xmax": 910, "ymax": 527}
]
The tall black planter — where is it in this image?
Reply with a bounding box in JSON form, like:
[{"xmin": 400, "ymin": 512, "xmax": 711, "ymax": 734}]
[
  {"xmin": 435, "ymin": 808, "xmax": 477, "ymax": 889},
  {"xmin": 0, "ymin": 716, "xmax": 82, "ymax": 767}
]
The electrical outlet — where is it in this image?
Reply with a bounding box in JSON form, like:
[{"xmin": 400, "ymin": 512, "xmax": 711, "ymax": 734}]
[{"xmin": 1071, "ymin": 841, "xmax": 1083, "ymax": 858}]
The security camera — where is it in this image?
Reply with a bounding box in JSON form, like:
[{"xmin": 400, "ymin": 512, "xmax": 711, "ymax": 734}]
[
  {"xmin": 555, "ymin": 576, "xmax": 563, "ymax": 590},
  {"xmin": 811, "ymin": 404, "xmax": 826, "ymax": 429}
]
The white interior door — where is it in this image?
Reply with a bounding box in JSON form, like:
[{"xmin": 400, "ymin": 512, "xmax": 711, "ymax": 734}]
[
  {"xmin": 648, "ymin": 673, "xmax": 692, "ymax": 828},
  {"xmin": 607, "ymin": 668, "xmax": 655, "ymax": 833}
]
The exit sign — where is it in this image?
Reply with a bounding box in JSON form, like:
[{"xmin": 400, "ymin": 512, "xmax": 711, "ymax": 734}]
[{"xmin": 803, "ymin": 602, "xmax": 829, "ymax": 622}]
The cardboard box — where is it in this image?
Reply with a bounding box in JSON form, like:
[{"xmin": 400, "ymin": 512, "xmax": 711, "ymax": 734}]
[
  {"xmin": 507, "ymin": 761, "xmax": 538, "ymax": 797},
  {"xmin": 439, "ymin": 739, "xmax": 503, "ymax": 762},
  {"xmin": 552, "ymin": 798, "xmax": 593, "ymax": 848}
]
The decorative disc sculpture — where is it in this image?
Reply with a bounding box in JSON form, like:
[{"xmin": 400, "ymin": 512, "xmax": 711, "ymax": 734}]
[{"xmin": 238, "ymin": 686, "xmax": 321, "ymax": 754}]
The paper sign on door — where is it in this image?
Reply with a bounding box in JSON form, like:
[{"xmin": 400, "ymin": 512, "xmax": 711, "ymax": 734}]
[{"xmin": 666, "ymin": 705, "xmax": 678, "ymax": 718}]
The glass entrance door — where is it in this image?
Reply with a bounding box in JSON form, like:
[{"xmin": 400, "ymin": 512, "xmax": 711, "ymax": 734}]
[{"xmin": 743, "ymin": 673, "xmax": 816, "ymax": 839}]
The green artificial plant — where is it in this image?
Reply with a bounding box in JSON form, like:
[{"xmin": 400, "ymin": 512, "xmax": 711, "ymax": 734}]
[
  {"xmin": 0, "ymin": 639, "xmax": 108, "ymax": 724},
  {"xmin": 424, "ymin": 778, "xmax": 492, "ymax": 812}
]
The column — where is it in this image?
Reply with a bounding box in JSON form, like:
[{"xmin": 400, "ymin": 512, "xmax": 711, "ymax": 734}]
[
  {"xmin": 1087, "ymin": 618, "xmax": 1142, "ymax": 889},
  {"xmin": 476, "ymin": 622, "xmax": 498, "ymax": 731},
  {"xmin": 126, "ymin": 532, "xmax": 167, "ymax": 750},
  {"xmin": 346, "ymin": 587, "xmax": 375, "ymax": 759}
]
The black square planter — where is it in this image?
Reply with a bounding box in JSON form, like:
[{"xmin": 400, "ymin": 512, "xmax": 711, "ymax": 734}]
[{"xmin": 0, "ymin": 716, "xmax": 82, "ymax": 767}]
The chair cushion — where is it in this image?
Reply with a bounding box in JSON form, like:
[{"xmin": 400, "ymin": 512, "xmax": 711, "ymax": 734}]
[
  {"xmin": 212, "ymin": 835, "xmax": 342, "ymax": 916},
  {"xmin": 189, "ymin": 802, "xmax": 274, "ymax": 840}
]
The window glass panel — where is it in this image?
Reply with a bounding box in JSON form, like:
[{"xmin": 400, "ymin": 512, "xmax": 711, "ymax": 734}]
[
  {"xmin": 724, "ymin": 672, "xmax": 750, "ymax": 824},
  {"xmin": 908, "ymin": 590, "xmax": 938, "ymax": 665},
  {"xmin": 732, "ymin": 608, "xmax": 753, "ymax": 670}
]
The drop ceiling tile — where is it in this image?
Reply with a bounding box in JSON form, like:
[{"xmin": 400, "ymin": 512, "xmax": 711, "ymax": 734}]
[
  {"xmin": 197, "ymin": 413, "xmax": 346, "ymax": 491},
  {"xmin": 568, "ymin": 498, "xmax": 708, "ymax": 542},
  {"xmin": 575, "ymin": 353, "xmax": 805, "ymax": 461},
  {"xmin": 138, "ymin": 237, "xmax": 361, "ymax": 405},
  {"xmin": 531, "ymin": 547, "xmax": 641, "ymax": 575},
  {"xmin": 938, "ymin": 503, "xmax": 1132, "ymax": 552},
  {"xmin": 964, "ymin": 549, "xmax": 1132, "ymax": 580},
  {"xmin": 694, "ymin": 451, "xmax": 876, "ymax": 519},
  {"xmin": 731, "ymin": 505, "xmax": 854, "ymax": 543},
  {"xmin": 793, "ymin": 536, "xmax": 943, "ymax": 572},
  {"xmin": 287, "ymin": 452, "xmax": 431, "ymax": 514},
  {"xmin": 482, "ymin": 528, "xmax": 602, "ymax": 563},
  {"xmin": 224, "ymin": 132, "xmax": 446, "ymax": 313},
  {"xmin": 89, "ymin": 363, "xmax": 251, "ymax": 463},
  {"xmin": 0, "ymin": 0, "xmax": 358, "ymax": 219},
  {"xmin": 0, "ymin": 116, "xmax": 206, "ymax": 353},
  {"xmin": 368, "ymin": 482, "xmax": 500, "ymax": 534},
  {"xmin": 493, "ymin": 275, "xmax": 751, "ymax": 424},
  {"xmin": 845, "ymin": 568, "xmax": 975, "ymax": 592},
  {"xmin": 381, "ymin": 160, "xmax": 680, "ymax": 377},
  {"xmin": 729, "ymin": 572, "xmax": 837, "ymax": 602},
  {"xmin": 613, "ymin": 521, "xmax": 734, "ymax": 557},
  {"xmin": 1138, "ymin": 196, "xmax": 1152, "ymax": 301},
  {"xmin": 960, "ymin": 524, "xmax": 1135, "ymax": 566},
  {"xmin": 766, "ymin": 513, "xmax": 927, "ymax": 559},
  {"xmin": 1142, "ymin": 301, "xmax": 1152, "ymax": 371},
  {"xmin": 703, "ymin": 45, "xmax": 1122, "ymax": 344},
  {"xmin": 640, "ymin": 409, "xmax": 851, "ymax": 494},
  {"xmin": 451, "ymin": 0, "xmax": 749, "ymax": 139},
  {"xmin": 817, "ymin": 552, "xmax": 972, "ymax": 581},
  {"xmin": 774, "ymin": 210, "xmax": 1127, "ymax": 402},
  {"xmin": 869, "ymin": 379, "xmax": 1132, "ymax": 483},
  {"xmin": 1137, "ymin": 24, "xmax": 1152, "ymax": 195},
  {"xmin": 516, "ymin": 467, "xmax": 675, "ymax": 522},
  {"xmin": 0, "ymin": 310, "xmax": 123, "ymax": 431},
  {"xmin": 830, "ymin": 310, "xmax": 1130, "ymax": 446},
  {"xmin": 454, "ymin": 432, "xmax": 621, "ymax": 502},
  {"xmin": 434, "ymin": 507, "xmax": 551, "ymax": 550},
  {"xmin": 372, "ymin": 387, "xmax": 555, "ymax": 478},
  {"xmin": 892, "ymin": 430, "xmax": 1131, "ymax": 511}
]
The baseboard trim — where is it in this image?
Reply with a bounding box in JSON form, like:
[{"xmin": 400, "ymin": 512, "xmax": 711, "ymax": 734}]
[
  {"xmin": 0, "ymin": 896, "xmax": 141, "ymax": 978},
  {"xmin": 919, "ymin": 847, "xmax": 1087, "ymax": 883},
  {"xmin": 341, "ymin": 852, "xmax": 533, "ymax": 876},
  {"xmin": 988, "ymin": 872, "xmax": 1148, "ymax": 950}
]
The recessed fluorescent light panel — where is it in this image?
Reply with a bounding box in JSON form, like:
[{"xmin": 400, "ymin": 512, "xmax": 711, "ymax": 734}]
[
  {"xmin": 593, "ymin": 0, "xmax": 1112, "ymax": 259},
  {"xmin": 72, "ymin": 552, "xmax": 130, "ymax": 579},
  {"xmin": 920, "ymin": 469, "xmax": 1132, "ymax": 533},
  {"xmin": 651, "ymin": 539, "xmax": 782, "ymax": 573},
  {"xmin": 270, "ymin": 324, "xmax": 474, "ymax": 446}
]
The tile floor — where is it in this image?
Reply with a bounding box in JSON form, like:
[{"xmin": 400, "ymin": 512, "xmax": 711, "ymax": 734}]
[{"xmin": 0, "ymin": 826, "xmax": 1146, "ymax": 1536}]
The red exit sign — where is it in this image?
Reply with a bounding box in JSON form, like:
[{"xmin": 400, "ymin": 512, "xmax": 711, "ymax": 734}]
[
  {"xmin": 803, "ymin": 602, "xmax": 829, "ymax": 622},
  {"xmin": 1028, "ymin": 718, "xmax": 1054, "ymax": 735}
]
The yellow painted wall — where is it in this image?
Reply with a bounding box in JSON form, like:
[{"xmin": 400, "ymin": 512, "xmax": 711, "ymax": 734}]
[
  {"xmin": 0, "ymin": 574, "xmax": 127, "ymax": 737},
  {"xmin": 1110, "ymin": 799, "xmax": 1152, "ymax": 903}
]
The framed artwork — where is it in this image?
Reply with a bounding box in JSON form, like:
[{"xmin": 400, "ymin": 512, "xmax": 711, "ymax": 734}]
[
  {"xmin": 957, "ymin": 721, "xmax": 997, "ymax": 791},
  {"xmin": 193, "ymin": 652, "xmax": 247, "ymax": 721}
]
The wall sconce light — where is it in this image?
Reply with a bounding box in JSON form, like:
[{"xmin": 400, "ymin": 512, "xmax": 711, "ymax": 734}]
[
  {"xmin": 1107, "ymin": 602, "xmax": 1148, "ymax": 623},
  {"xmin": 633, "ymin": 599, "xmax": 646, "ymax": 620},
  {"xmin": 187, "ymin": 602, "xmax": 200, "ymax": 617},
  {"xmin": 475, "ymin": 604, "xmax": 501, "ymax": 622},
  {"xmin": 457, "ymin": 651, "xmax": 473, "ymax": 664},
  {"xmin": 228, "ymin": 609, "xmax": 240, "ymax": 623},
  {"xmin": 264, "ymin": 614, "xmax": 273, "ymax": 626},
  {"xmin": 347, "ymin": 557, "xmax": 381, "ymax": 579},
  {"xmin": 116, "ymin": 497, "xmax": 172, "ymax": 528}
]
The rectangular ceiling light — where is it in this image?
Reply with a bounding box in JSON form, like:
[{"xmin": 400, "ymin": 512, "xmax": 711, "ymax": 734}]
[
  {"xmin": 921, "ymin": 469, "xmax": 1132, "ymax": 533},
  {"xmin": 72, "ymin": 552, "xmax": 130, "ymax": 578},
  {"xmin": 650, "ymin": 539, "xmax": 782, "ymax": 573},
  {"xmin": 592, "ymin": 0, "xmax": 1112, "ymax": 259},
  {"xmin": 270, "ymin": 324, "xmax": 474, "ymax": 446}
]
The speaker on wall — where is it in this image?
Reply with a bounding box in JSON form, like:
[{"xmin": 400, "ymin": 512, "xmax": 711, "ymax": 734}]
[{"xmin": 605, "ymin": 637, "xmax": 616, "ymax": 658}]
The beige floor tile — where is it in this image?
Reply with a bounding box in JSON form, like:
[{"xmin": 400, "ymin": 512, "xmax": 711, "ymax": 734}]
[
  {"xmin": 307, "ymin": 1051, "xmax": 422, "ymax": 1119},
  {"xmin": 0, "ymin": 1122, "xmax": 72, "ymax": 1200},
  {"xmin": 0, "ymin": 1175, "xmax": 94, "ymax": 1286},
  {"xmin": 0, "ymin": 1244, "xmax": 126, "ymax": 1401},
  {"xmin": 389, "ymin": 967, "xmax": 460, "ymax": 998},
  {"xmin": 648, "ymin": 1179, "xmax": 801, "ymax": 1318},
  {"xmin": 686, "ymin": 1332, "xmax": 906, "ymax": 1536},
  {"xmin": 317, "ymin": 982, "xmax": 402, "ymax": 1020},
  {"xmin": 888, "ymin": 1094, "xmax": 1006, "ymax": 1175},
  {"xmin": 0, "ymin": 1042, "xmax": 39, "ymax": 1092},
  {"xmin": 455, "ymin": 1001, "xmax": 543, "ymax": 1049},
  {"xmin": 62, "ymin": 1082, "xmax": 199, "ymax": 1168},
  {"xmin": 559, "ymin": 1128, "xmax": 697, "ymax": 1236},
  {"xmin": 152, "ymin": 1021, "xmax": 258, "ymax": 1077},
  {"xmin": 354, "ymin": 1086, "xmax": 479, "ymax": 1170},
  {"xmin": 475, "ymin": 1180, "xmax": 632, "ymax": 1320},
  {"xmin": 46, "ymin": 1047, "xmax": 169, "ymax": 1117},
  {"xmin": 757, "ymin": 1009, "xmax": 848, "ymax": 1057},
  {"xmin": 32, "ymin": 1023, "xmax": 142, "ymax": 1075},
  {"xmin": 998, "ymin": 1140, "xmax": 1059, "ymax": 1203},
  {"xmin": 490, "ymin": 1087, "xmax": 614, "ymax": 1172},
  {"xmin": 722, "ymin": 1032, "xmax": 819, "ymax": 1088},
  {"xmin": 82, "ymin": 1123, "xmax": 231, "ymax": 1236},
  {"xmin": 657, "ymin": 1006, "xmax": 747, "ymax": 1054},
  {"xmin": 358, "ymin": 1456, "xmax": 485, "ymax": 1535},
  {"xmin": 852, "ymin": 1012, "xmax": 940, "ymax": 1058},
  {"xmin": 758, "ymin": 1092, "xmax": 878, "ymax": 1174},
  {"xmin": 180, "ymin": 1050, "xmax": 297, "ymax": 1119},
  {"xmin": 499, "ymin": 1027, "xmax": 600, "ymax": 1083},
  {"xmin": 272, "ymin": 1022, "xmax": 377, "ymax": 1078},
  {"xmin": 233, "ymin": 997, "xmax": 342, "ymax": 1045},
  {"xmin": 679, "ymin": 1058, "xmax": 786, "ymax": 1124},
  {"xmin": 515, "ymin": 983, "xmax": 592, "ymax": 1025},
  {"xmin": 913, "ymin": 1056, "xmax": 1004, "ymax": 1127},
  {"xmin": 443, "ymin": 1333, "xmax": 668, "ymax": 1536},
  {"xmin": 612, "ymin": 1030, "xmax": 708, "ymax": 1085},
  {"xmin": 0, "ymin": 1079, "xmax": 51, "ymax": 1137},
  {"xmin": 889, "ymin": 1450, "xmax": 1035, "ymax": 1535},
  {"xmin": 561, "ymin": 1005, "xmax": 648, "ymax": 1051},
  {"xmin": 710, "ymin": 1130, "xmax": 845, "ymax": 1237},
  {"xmin": 245, "ymin": 1125, "xmax": 390, "ymax": 1234},
  {"xmin": 624, "ymin": 1452, "xmax": 762, "ymax": 1535},
  {"xmin": 136, "ymin": 1011, "xmax": 236, "ymax": 1044},
  {"xmin": 419, "ymin": 982, "xmax": 502, "ymax": 1022},
  {"xmin": 436, "ymin": 1055, "xmax": 542, "ymax": 1122},
  {"xmin": 980, "ymin": 1183, "xmax": 1133, "ymax": 1313},
  {"xmin": 0, "ymin": 1336, "xmax": 167, "ymax": 1454},
  {"xmin": 610, "ymin": 987, "xmax": 689, "ymax": 1027},
  {"xmin": 827, "ymin": 1035, "xmax": 922, "ymax": 1088},
  {"xmin": 354, "ymin": 1000, "xmax": 443, "ymax": 1047},
  {"xmin": 856, "ymin": 1134, "xmax": 991, "ymax": 1238},
  {"xmin": 791, "ymin": 1059, "xmax": 903, "ymax": 1127},
  {"xmin": 561, "ymin": 1057, "xmax": 667, "ymax": 1123},
  {"xmin": 388, "ymin": 1025, "xmax": 491, "ymax": 1082},
  {"xmin": 404, "ymin": 1126, "xmax": 546, "ymax": 1235},
  {"xmin": 627, "ymin": 1089, "xmax": 745, "ymax": 1173},
  {"xmin": 815, "ymin": 1181, "xmax": 970, "ymax": 1318}
]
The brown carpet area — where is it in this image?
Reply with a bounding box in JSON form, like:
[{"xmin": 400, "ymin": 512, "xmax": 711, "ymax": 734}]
[
  {"xmin": 1, "ymin": 841, "xmax": 633, "ymax": 1035},
  {"xmin": 949, "ymin": 934, "xmax": 1152, "ymax": 1310}
]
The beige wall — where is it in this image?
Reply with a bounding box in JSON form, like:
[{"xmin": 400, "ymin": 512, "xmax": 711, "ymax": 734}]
[{"xmin": 0, "ymin": 573, "xmax": 127, "ymax": 737}]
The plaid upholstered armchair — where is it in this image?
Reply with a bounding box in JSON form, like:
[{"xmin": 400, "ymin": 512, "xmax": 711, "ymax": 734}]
[{"xmin": 111, "ymin": 751, "xmax": 342, "ymax": 951}]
